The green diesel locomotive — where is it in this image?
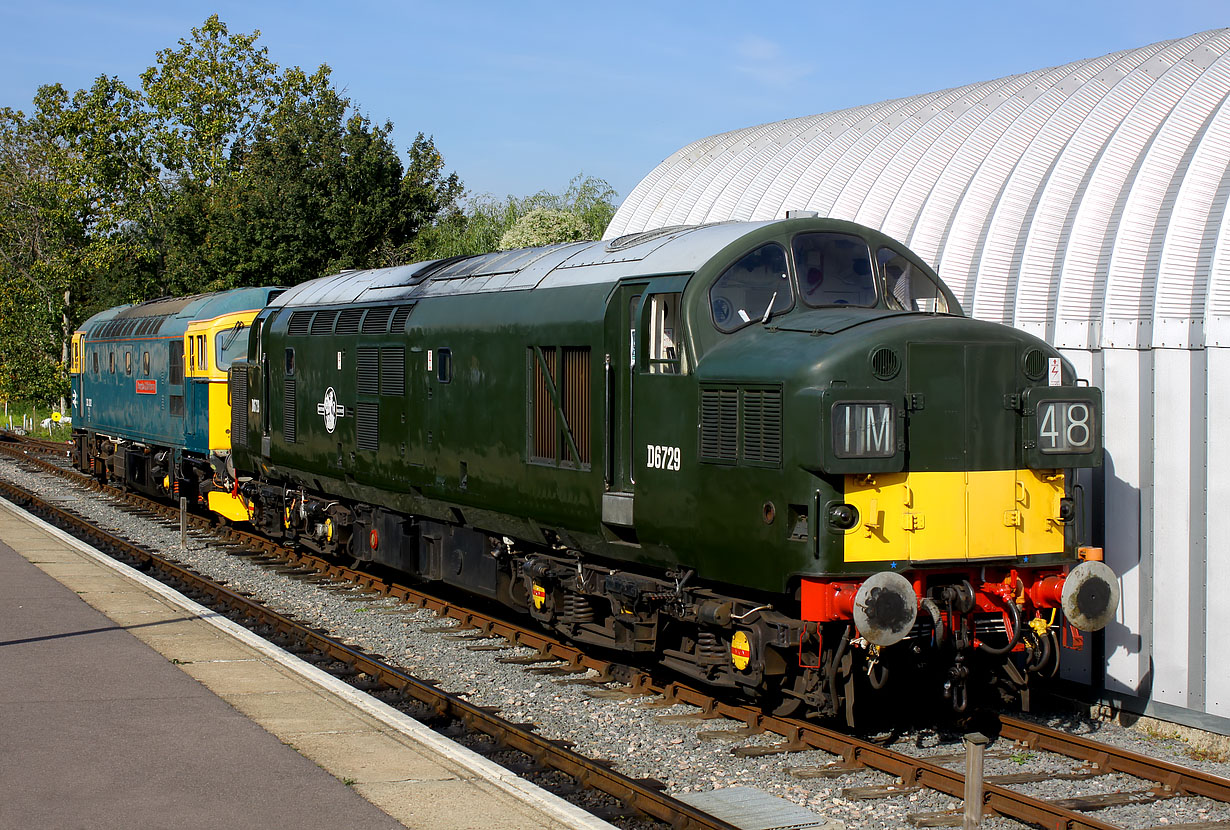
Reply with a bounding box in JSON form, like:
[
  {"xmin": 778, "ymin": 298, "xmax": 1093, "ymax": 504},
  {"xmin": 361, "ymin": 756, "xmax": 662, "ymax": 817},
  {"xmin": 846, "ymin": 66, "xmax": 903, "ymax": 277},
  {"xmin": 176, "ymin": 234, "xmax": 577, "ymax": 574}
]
[{"xmin": 227, "ymin": 216, "xmax": 1118, "ymax": 719}]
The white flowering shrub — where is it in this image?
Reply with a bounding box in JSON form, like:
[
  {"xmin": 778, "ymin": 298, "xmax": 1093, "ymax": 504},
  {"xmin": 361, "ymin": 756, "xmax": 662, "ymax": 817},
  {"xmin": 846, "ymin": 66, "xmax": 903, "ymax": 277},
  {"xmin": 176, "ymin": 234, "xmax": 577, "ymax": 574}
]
[{"xmin": 498, "ymin": 208, "xmax": 589, "ymax": 250}]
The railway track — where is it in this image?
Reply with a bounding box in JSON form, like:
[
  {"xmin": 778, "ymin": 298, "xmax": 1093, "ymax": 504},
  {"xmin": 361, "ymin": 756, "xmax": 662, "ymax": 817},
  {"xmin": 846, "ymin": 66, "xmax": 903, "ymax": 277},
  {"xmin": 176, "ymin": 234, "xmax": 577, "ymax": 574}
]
[
  {"xmin": 2, "ymin": 435, "xmax": 1228, "ymax": 830},
  {"xmin": 0, "ymin": 430, "xmax": 71, "ymax": 456}
]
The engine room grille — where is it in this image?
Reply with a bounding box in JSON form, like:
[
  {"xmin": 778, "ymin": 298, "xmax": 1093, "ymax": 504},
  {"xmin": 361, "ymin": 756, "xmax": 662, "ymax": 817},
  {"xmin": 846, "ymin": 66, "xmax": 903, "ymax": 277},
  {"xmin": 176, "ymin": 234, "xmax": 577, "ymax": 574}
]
[
  {"xmin": 390, "ymin": 305, "xmax": 414, "ymax": 332},
  {"xmin": 169, "ymin": 341, "xmax": 184, "ymax": 385},
  {"xmin": 357, "ymin": 348, "xmax": 379, "ymax": 395},
  {"xmin": 562, "ymin": 347, "xmax": 590, "ymax": 466},
  {"xmin": 527, "ymin": 345, "xmax": 592, "ymax": 469},
  {"xmin": 381, "ymin": 347, "xmax": 405, "ymax": 396},
  {"xmin": 741, "ymin": 388, "xmax": 783, "ymax": 466},
  {"xmin": 335, "ymin": 308, "xmax": 364, "ymax": 335},
  {"xmin": 361, "ymin": 306, "xmax": 394, "ymax": 334},
  {"xmin": 356, "ymin": 402, "xmax": 379, "ymax": 451},
  {"xmin": 310, "ymin": 310, "xmax": 338, "ymax": 335},
  {"xmin": 700, "ymin": 388, "xmax": 738, "ymax": 463},
  {"xmin": 288, "ymin": 311, "xmax": 312, "ymax": 336},
  {"xmin": 284, "ymin": 378, "xmax": 297, "ymax": 443},
  {"xmin": 700, "ymin": 386, "xmax": 782, "ymax": 466},
  {"xmin": 530, "ymin": 347, "xmax": 558, "ymax": 463},
  {"xmin": 231, "ymin": 367, "xmax": 248, "ymax": 446}
]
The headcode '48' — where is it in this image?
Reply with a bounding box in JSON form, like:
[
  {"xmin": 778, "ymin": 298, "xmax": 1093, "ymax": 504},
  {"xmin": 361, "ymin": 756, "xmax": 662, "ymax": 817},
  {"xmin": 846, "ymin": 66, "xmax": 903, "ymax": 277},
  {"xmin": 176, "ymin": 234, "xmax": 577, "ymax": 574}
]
[{"xmin": 1038, "ymin": 400, "xmax": 1095, "ymax": 454}]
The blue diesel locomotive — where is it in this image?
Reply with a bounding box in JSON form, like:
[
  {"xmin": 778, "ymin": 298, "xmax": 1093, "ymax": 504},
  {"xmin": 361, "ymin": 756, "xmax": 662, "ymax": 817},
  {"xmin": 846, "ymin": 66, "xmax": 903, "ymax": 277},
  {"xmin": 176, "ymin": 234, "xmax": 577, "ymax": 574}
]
[{"xmin": 69, "ymin": 287, "xmax": 281, "ymax": 518}]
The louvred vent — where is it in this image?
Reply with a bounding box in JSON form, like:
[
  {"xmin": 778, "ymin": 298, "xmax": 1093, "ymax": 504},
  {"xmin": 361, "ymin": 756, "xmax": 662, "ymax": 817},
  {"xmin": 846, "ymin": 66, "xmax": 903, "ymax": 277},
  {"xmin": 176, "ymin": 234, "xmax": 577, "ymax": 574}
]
[
  {"xmin": 284, "ymin": 378, "xmax": 297, "ymax": 443},
  {"xmin": 288, "ymin": 311, "xmax": 312, "ymax": 336},
  {"xmin": 357, "ymin": 348, "xmax": 379, "ymax": 395},
  {"xmin": 742, "ymin": 388, "xmax": 783, "ymax": 466},
  {"xmin": 361, "ymin": 306, "xmax": 394, "ymax": 333},
  {"xmin": 335, "ymin": 308, "xmax": 364, "ymax": 334},
  {"xmin": 231, "ymin": 367, "xmax": 248, "ymax": 446},
  {"xmin": 700, "ymin": 388, "xmax": 738, "ymax": 463},
  {"xmin": 356, "ymin": 402, "xmax": 379, "ymax": 451}
]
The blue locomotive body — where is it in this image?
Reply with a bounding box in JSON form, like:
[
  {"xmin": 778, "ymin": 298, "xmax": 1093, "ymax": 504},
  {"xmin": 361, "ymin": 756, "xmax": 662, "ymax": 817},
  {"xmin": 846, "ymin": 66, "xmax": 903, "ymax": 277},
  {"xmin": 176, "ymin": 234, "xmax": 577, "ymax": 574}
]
[{"xmin": 70, "ymin": 287, "xmax": 280, "ymax": 504}]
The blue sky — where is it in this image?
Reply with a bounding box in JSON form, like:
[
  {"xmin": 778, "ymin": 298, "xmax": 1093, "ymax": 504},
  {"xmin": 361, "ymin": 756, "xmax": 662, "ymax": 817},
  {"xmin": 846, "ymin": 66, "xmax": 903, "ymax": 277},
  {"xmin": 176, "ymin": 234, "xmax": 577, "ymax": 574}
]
[{"xmin": 2, "ymin": 1, "xmax": 1226, "ymax": 204}]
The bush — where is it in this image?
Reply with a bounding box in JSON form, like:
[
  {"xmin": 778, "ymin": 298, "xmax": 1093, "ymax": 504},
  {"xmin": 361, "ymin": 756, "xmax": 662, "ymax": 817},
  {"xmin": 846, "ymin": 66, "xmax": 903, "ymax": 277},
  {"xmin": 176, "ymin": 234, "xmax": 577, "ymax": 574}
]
[{"xmin": 498, "ymin": 208, "xmax": 588, "ymax": 249}]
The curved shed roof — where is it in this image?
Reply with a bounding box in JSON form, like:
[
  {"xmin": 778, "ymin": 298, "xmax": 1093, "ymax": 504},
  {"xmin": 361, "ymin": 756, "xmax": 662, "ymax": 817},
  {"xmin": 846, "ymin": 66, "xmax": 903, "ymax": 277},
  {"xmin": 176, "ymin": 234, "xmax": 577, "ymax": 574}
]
[{"xmin": 606, "ymin": 29, "xmax": 1230, "ymax": 351}]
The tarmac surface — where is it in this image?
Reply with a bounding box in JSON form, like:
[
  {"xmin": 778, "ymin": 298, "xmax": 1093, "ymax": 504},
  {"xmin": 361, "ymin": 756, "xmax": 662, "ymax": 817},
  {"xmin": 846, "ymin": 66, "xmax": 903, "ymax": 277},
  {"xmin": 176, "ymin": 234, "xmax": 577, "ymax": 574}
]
[{"xmin": 0, "ymin": 495, "xmax": 615, "ymax": 830}]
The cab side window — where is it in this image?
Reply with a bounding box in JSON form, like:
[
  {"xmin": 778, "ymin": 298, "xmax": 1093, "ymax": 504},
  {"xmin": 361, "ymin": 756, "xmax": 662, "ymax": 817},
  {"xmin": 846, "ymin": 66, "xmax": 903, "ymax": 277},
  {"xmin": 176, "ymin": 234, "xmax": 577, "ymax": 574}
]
[
  {"xmin": 709, "ymin": 243, "xmax": 791, "ymax": 333},
  {"xmin": 877, "ymin": 247, "xmax": 949, "ymax": 313},
  {"xmin": 646, "ymin": 293, "xmax": 686, "ymax": 375}
]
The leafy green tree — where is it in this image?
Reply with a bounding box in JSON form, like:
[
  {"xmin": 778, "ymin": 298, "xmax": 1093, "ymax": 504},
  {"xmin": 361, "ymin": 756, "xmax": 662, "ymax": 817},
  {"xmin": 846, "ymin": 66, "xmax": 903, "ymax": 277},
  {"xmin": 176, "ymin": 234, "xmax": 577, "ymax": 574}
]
[
  {"xmin": 140, "ymin": 14, "xmax": 278, "ymax": 187},
  {"xmin": 0, "ymin": 78, "xmax": 153, "ymax": 405},
  {"xmin": 413, "ymin": 174, "xmax": 618, "ymax": 260},
  {"xmin": 555, "ymin": 174, "xmax": 618, "ymax": 240},
  {"xmin": 0, "ymin": 14, "xmax": 468, "ymax": 403}
]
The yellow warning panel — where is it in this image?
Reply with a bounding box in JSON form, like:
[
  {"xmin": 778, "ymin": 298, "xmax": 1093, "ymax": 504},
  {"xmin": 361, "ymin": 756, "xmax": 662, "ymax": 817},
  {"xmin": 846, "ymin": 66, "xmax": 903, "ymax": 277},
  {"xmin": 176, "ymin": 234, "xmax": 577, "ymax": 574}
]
[
  {"xmin": 842, "ymin": 470, "xmax": 1067, "ymax": 562},
  {"xmin": 966, "ymin": 470, "xmax": 1017, "ymax": 559},
  {"xmin": 904, "ymin": 471, "xmax": 970, "ymax": 562},
  {"xmin": 1015, "ymin": 469, "xmax": 1066, "ymax": 556},
  {"xmin": 842, "ymin": 473, "xmax": 908, "ymax": 563}
]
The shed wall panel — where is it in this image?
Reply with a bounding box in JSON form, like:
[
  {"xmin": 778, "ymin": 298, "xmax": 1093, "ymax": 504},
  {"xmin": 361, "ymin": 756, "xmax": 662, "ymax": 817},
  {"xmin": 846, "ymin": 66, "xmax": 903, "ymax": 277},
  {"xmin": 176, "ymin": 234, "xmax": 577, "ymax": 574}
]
[
  {"xmin": 1100, "ymin": 348, "xmax": 1151, "ymax": 697},
  {"xmin": 1150, "ymin": 349, "xmax": 1196, "ymax": 709},
  {"xmin": 1205, "ymin": 348, "xmax": 1230, "ymax": 716}
]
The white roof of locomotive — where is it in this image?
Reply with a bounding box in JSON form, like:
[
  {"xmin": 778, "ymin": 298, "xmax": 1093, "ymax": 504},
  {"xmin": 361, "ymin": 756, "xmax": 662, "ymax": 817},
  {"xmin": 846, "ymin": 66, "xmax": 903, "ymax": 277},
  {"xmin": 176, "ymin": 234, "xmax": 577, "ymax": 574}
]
[{"xmin": 269, "ymin": 221, "xmax": 780, "ymax": 308}]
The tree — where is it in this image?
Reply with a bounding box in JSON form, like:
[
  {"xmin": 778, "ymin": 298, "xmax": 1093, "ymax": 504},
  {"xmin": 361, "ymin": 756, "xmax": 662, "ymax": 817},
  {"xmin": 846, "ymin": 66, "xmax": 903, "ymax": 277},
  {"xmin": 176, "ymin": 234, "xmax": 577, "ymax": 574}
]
[
  {"xmin": 0, "ymin": 78, "xmax": 153, "ymax": 405},
  {"xmin": 140, "ymin": 14, "xmax": 278, "ymax": 187},
  {"xmin": 0, "ymin": 15, "xmax": 468, "ymax": 403},
  {"xmin": 413, "ymin": 174, "xmax": 618, "ymax": 260},
  {"xmin": 138, "ymin": 21, "xmax": 464, "ymax": 291}
]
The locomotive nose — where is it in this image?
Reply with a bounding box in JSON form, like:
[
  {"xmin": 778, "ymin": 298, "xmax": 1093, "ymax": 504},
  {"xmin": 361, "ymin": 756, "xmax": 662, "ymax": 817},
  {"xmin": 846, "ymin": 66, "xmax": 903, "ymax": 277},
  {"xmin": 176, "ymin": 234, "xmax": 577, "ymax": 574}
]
[{"xmin": 1061, "ymin": 560, "xmax": 1120, "ymax": 631}]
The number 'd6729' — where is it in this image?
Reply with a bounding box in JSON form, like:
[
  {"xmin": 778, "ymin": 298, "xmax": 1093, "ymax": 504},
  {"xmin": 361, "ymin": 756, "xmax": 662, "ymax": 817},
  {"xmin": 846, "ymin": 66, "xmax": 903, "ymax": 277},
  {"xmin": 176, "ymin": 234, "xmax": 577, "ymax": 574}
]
[{"xmin": 646, "ymin": 444, "xmax": 681, "ymax": 471}]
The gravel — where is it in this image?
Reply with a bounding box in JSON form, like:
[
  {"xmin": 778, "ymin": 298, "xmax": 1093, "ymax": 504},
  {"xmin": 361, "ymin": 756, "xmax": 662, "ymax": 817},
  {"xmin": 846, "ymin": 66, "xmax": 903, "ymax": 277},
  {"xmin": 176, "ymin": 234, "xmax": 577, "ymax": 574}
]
[{"xmin": 4, "ymin": 455, "xmax": 1230, "ymax": 830}]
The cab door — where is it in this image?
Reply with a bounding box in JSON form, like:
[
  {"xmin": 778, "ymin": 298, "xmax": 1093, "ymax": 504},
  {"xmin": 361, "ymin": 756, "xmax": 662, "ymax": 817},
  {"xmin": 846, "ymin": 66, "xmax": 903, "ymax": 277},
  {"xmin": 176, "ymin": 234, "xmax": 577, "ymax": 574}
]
[
  {"xmin": 168, "ymin": 339, "xmax": 186, "ymax": 443},
  {"xmin": 184, "ymin": 333, "xmax": 207, "ymax": 443},
  {"xmin": 599, "ymin": 285, "xmax": 643, "ymax": 530}
]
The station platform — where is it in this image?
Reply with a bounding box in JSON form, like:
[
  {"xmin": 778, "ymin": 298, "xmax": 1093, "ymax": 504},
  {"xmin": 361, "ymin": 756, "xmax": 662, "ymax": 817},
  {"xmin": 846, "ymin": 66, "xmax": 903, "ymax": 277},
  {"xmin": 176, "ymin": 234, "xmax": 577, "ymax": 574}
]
[{"xmin": 0, "ymin": 496, "xmax": 615, "ymax": 830}]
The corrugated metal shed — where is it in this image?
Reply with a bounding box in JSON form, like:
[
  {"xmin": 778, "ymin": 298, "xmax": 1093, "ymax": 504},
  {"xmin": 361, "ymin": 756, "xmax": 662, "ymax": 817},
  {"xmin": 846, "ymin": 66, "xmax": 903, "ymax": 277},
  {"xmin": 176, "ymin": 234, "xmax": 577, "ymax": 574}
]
[{"xmin": 607, "ymin": 29, "xmax": 1230, "ymax": 734}]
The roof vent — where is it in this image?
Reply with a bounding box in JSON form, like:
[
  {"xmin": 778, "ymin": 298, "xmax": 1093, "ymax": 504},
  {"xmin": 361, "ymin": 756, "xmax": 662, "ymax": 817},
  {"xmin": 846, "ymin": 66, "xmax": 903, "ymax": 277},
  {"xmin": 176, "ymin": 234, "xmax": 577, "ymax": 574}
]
[
  {"xmin": 785, "ymin": 209, "xmax": 820, "ymax": 219},
  {"xmin": 604, "ymin": 225, "xmax": 694, "ymax": 252}
]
